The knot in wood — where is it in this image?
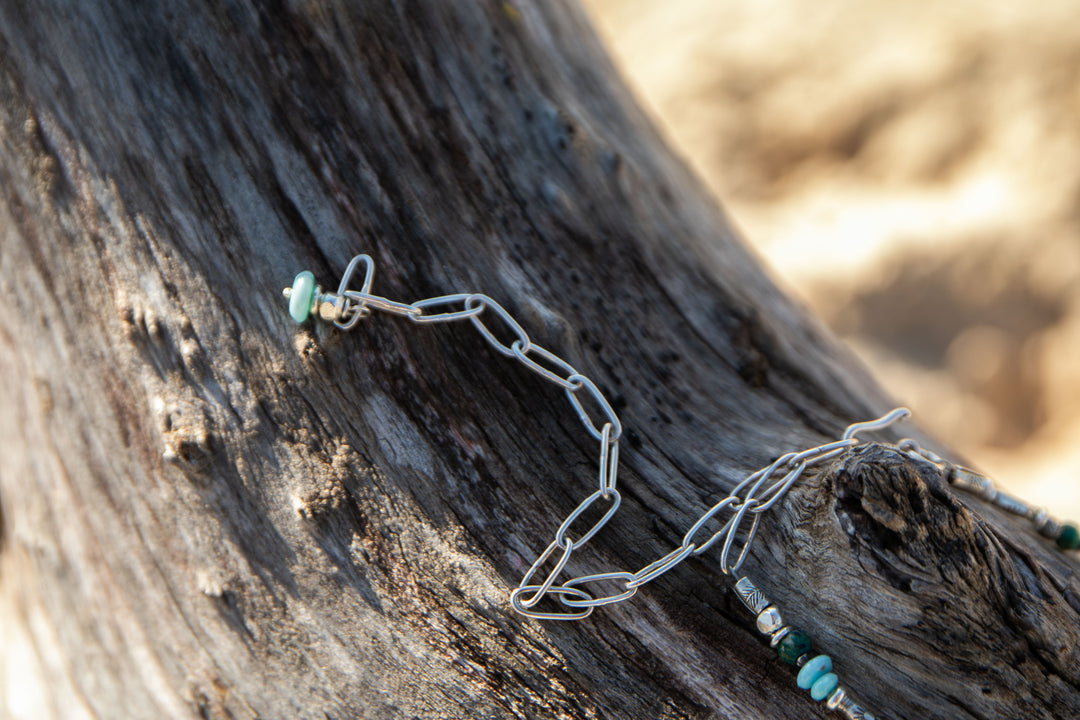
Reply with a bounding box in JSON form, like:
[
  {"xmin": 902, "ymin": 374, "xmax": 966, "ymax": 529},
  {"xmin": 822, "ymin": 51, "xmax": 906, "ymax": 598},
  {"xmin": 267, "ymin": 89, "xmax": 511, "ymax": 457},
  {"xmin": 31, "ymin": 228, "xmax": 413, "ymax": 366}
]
[{"xmin": 828, "ymin": 443, "xmax": 978, "ymax": 592}]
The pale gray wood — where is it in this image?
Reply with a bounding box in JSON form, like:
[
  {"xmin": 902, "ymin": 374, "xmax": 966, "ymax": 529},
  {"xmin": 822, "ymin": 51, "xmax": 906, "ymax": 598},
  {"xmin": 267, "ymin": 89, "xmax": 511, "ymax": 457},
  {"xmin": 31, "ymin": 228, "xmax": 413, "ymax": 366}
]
[{"xmin": 0, "ymin": 2, "xmax": 1076, "ymax": 719}]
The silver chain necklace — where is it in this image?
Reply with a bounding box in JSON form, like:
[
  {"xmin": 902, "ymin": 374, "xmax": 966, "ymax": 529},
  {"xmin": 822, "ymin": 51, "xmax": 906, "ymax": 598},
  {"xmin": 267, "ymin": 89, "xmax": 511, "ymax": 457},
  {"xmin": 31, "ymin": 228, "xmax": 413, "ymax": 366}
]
[{"xmin": 284, "ymin": 253, "xmax": 1079, "ymax": 720}]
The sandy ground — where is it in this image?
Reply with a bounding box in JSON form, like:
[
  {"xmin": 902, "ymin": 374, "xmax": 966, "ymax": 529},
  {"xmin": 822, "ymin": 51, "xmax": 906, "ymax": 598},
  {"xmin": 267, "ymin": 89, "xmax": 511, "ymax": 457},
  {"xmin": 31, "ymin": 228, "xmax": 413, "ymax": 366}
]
[{"xmin": 584, "ymin": 0, "xmax": 1080, "ymax": 519}]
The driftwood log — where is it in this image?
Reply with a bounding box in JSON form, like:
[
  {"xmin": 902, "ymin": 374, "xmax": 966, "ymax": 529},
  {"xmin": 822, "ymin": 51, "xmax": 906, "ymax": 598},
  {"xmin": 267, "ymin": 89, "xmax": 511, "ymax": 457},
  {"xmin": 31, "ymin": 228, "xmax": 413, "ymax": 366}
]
[{"xmin": 1, "ymin": 2, "xmax": 1077, "ymax": 719}]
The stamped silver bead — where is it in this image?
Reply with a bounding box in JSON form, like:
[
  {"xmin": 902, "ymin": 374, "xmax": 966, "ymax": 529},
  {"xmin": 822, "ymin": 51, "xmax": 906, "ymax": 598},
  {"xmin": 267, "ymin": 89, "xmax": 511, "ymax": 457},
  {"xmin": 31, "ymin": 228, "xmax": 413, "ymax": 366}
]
[
  {"xmin": 734, "ymin": 576, "xmax": 771, "ymax": 614},
  {"xmin": 950, "ymin": 466, "xmax": 996, "ymax": 501},
  {"xmin": 827, "ymin": 686, "xmax": 877, "ymax": 719},
  {"xmin": 993, "ymin": 490, "xmax": 1034, "ymax": 517},
  {"xmin": 755, "ymin": 606, "xmax": 783, "ymax": 634}
]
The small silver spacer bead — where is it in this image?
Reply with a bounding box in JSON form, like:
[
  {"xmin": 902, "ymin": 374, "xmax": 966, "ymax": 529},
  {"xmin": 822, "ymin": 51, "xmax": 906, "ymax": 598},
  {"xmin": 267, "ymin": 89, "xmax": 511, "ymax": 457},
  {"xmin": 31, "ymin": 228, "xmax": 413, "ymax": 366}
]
[
  {"xmin": 769, "ymin": 626, "xmax": 792, "ymax": 648},
  {"xmin": 755, "ymin": 606, "xmax": 783, "ymax": 635},
  {"xmin": 314, "ymin": 289, "xmax": 346, "ymax": 321},
  {"xmin": 1033, "ymin": 509, "xmax": 1063, "ymax": 539}
]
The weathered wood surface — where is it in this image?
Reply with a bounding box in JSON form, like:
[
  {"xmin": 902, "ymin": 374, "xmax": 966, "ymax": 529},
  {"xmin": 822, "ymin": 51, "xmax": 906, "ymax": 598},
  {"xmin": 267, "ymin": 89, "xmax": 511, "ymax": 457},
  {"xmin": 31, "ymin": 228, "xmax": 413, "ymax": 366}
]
[{"xmin": 0, "ymin": 2, "xmax": 1077, "ymax": 719}]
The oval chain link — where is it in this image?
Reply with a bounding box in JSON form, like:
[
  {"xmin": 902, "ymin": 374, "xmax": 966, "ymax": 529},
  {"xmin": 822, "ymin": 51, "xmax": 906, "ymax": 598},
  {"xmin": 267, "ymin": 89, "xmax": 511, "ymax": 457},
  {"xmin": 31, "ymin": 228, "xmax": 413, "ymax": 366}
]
[{"xmin": 328, "ymin": 254, "xmax": 911, "ymax": 619}]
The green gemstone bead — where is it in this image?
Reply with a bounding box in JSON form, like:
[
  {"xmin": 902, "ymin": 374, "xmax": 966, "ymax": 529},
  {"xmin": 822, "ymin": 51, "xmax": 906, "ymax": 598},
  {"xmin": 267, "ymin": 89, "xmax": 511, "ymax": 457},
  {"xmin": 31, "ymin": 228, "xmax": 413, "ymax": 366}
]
[
  {"xmin": 810, "ymin": 672, "xmax": 838, "ymax": 701},
  {"xmin": 777, "ymin": 629, "xmax": 811, "ymax": 665},
  {"xmin": 289, "ymin": 271, "xmax": 316, "ymax": 323},
  {"xmin": 1057, "ymin": 524, "xmax": 1080, "ymax": 551}
]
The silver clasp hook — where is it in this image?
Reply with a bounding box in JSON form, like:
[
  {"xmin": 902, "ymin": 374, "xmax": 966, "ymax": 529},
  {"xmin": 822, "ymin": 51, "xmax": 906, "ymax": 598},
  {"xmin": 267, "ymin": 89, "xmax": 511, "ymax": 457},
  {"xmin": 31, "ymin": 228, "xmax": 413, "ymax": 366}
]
[{"xmin": 327, "ymin": 254, "xmax": 376, "ymax": 329}]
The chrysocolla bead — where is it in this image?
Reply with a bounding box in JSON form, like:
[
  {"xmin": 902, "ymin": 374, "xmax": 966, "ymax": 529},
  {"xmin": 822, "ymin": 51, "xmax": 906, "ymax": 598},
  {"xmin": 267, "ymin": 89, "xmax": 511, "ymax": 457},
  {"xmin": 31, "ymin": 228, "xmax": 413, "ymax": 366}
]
[
  {"xmin": 289, "ymin": 271, "xmax": 316, "ymax": 323},
  {"xmin": 776, "ymin": 629, "xmax": 811, "ymax": 665},
  {"xmin": 796, "ymin": 654, "xmax": 832, "ymax": 689},
  {"xmin": 810, "ymin": 672, "xmax": 839, "ymax": 701},
  {"xmin": 1057, "ymin": 523, "xmax": 1080, "ymax": 551}
]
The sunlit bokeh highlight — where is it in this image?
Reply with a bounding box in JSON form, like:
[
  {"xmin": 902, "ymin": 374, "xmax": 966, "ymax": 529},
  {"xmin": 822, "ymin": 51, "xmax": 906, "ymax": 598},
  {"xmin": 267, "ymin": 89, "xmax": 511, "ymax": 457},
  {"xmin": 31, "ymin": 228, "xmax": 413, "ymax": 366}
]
[{"xmin": 585, "ymin": 0, "xmax": 1080, "ymax": 518}]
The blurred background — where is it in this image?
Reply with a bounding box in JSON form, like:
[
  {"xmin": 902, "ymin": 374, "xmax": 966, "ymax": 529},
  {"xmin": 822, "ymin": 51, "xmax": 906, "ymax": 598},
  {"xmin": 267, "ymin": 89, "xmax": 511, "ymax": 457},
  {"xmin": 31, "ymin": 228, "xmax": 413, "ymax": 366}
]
[{"xmin": 584, "ymin": 0, "xmax": 1080, "ymax": 519}]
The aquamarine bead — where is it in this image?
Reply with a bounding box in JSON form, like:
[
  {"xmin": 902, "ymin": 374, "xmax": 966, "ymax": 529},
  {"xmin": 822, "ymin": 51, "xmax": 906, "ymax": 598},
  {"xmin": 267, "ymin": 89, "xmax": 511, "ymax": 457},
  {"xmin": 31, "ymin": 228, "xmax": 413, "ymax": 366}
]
[
  {"xmin": 796, "ymin": 654, "xmax": 832, "ymax": 690},
  {"xmin": 810, "ymin": 672, "xmax": 839, "ymax": 701},
  {"xmin": 289, "ymin": 271, "xmax": 315, "ymax": 323}
]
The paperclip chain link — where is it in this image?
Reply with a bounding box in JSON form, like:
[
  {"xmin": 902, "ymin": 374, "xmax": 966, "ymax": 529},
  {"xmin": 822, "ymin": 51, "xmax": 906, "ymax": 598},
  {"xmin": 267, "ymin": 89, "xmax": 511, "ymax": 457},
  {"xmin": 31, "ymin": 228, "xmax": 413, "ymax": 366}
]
[
  {"xmin": 289, "ymin": 256, "xmax": 1062, "ymax": 719},
  {"xmin": 286, "ymin": 255, "xmax": 1077, "ymax": 720},
  {"xmin": 288, "ymin": 255, "xmax": 920, "ymax": 622}
]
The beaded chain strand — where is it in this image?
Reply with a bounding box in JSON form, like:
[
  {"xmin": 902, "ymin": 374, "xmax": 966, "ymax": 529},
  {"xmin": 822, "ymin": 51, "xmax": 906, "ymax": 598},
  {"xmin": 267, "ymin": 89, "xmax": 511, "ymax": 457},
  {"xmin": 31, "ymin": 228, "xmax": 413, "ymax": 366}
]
[{"xmin": 284, "ymin": 254, "xmax": 1078, "ymax": 720}]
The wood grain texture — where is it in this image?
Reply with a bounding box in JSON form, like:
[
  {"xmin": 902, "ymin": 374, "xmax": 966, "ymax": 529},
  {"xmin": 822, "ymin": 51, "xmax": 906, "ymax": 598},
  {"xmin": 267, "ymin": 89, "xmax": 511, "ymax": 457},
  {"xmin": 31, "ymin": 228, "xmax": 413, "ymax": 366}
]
[{"xmin": 0, "ymin": 1, "xmax": 1076, "ymax": 719}]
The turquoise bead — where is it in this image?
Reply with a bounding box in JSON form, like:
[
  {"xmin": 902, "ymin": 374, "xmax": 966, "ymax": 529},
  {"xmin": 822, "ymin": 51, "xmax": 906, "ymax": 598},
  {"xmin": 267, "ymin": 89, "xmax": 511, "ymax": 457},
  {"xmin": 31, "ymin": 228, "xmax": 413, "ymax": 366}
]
[
  {"xmin": 289, "ymin": 271, "xmax": 315, "ymax": 323},
  {"xmin": 810, "ymin": 672, "xmax": 839, "ymax": 701},
  {"xmin": 796, "ymin": 655, "xmax": 832, "ymax": 690}
]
